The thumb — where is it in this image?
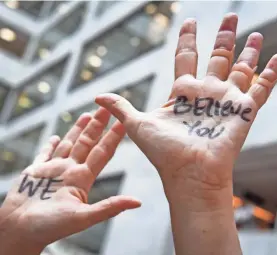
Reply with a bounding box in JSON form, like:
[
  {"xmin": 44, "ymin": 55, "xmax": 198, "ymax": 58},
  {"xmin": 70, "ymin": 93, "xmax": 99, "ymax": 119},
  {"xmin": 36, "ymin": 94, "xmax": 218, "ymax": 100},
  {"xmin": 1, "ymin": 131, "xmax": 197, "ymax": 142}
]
[
  {"xmin": 76, "ymin": 195, "xmax": 141, "ymax": 228},
  {"xmin": 95, "ymin": 93, "xmax": 142, "ymax": 125}
]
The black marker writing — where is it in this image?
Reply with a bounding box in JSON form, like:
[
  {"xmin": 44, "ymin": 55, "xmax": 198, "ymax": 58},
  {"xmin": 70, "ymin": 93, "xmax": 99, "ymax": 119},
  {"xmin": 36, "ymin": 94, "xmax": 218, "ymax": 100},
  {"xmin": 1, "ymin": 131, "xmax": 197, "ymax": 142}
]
[
  {"xmin": 41, "ymin": 178, "xmax": 63, "ymax": 200},
  {"xmin": 183, "ymin": 121, "xmax": 225, "ymax": 139},
  {"xmin": 18, "ymin": 175, "xmax": 63, "ymax": 200},
  {"xmin": 18, "ymin": 175, "xmax": 44, "ymax": 197},
  {"xmin": 174, "ymin": 96, "xmax": 252, "ymax": 122}
]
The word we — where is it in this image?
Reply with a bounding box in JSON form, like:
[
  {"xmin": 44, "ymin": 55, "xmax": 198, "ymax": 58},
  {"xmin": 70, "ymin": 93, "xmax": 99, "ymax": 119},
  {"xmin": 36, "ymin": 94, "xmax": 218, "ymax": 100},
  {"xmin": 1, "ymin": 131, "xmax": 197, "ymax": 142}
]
[
  {"xmin": 183, "ymin": 120, "xmax": 225, "ymax": 139},
  {"xmin": 174, "ymin": 96, "xmax": 252, "ymax": 122},
  {"xmin": 18, "ymin": 175, "xmax": 63, "ymax": 200}
]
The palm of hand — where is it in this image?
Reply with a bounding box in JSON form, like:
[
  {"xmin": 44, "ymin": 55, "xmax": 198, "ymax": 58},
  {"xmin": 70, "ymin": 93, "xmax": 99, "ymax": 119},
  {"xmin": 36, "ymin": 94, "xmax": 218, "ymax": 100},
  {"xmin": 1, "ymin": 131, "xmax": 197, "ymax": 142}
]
[
  {"xmin": 133, "ymin": 77, "xmax": 256, "ymax": 187},
  {"xmin": 96, "ymin": 14, "xmax": 277, "ymax": 191},
  {"xmin": 1, "ymin": 109, "xmax": 140, "ymax": 246}
]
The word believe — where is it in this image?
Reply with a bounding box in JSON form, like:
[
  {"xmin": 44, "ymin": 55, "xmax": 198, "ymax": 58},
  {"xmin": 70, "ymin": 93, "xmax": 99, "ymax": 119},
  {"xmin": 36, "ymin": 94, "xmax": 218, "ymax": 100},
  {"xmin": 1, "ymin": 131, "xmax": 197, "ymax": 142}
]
[
  {"xmin": 18, "ymin": 175, "xmax": 63, "ymax": 200},
  {"xmin": 174, "ymin": 96, "xmax": 252, "ymax": 122}
]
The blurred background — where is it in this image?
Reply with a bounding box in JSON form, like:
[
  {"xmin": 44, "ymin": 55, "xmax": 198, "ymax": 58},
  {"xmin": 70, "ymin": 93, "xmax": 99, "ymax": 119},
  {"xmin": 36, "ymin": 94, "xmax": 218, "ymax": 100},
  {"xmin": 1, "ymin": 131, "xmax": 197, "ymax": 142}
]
[{"xmin": 0, "ymin": 1, "xmax": 277, "ymax": 254}]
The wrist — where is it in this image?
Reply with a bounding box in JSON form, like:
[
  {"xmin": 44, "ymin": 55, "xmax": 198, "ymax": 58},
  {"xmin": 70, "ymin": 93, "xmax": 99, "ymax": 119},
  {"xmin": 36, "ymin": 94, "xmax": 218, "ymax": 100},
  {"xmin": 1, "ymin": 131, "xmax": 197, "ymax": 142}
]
[
  {"xmin": 164, "ymin": 177, "xmax": 241, "ymax": 255},
  {"xmin": 0, "ymin": 212, "xmax": 45, "ymax": 255},
  {"xmin": 161, "ymin": 168, "xmax": 234, "ymax": 212}
]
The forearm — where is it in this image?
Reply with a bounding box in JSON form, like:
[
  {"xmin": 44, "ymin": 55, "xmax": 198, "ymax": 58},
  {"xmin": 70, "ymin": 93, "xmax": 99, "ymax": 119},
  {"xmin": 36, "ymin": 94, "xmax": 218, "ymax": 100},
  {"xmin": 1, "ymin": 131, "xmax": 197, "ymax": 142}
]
[{"xmin": 165, "ymin": 181, "xmax": 242, "ymax": 255}]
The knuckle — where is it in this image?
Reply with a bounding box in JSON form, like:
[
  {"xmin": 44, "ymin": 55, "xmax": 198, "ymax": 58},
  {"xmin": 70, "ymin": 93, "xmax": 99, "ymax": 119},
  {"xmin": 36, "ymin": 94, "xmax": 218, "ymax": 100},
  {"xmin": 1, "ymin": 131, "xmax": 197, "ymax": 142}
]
[
  {"xmin": 78, "ymin": 134, "xmax": 97, "ymax": 149},
  {"xmin": 256, "ymin": 77, "xmax": 272, "ymax": 93},
  {"xmin": 211, "ymin": 48, "xmax": 232, "ymax": 60},
  {"xmin": 231, "ymin": 63, "xmax": 254, "ymax": 81},
  {"xmin": 175, "ymin": 47, "xmax": 197, "ymax": 58},
  {"xmin": 104, "ymin": 197, "xmax": 120, "ymax": 218},
  {"xmin": 86, "ymin": 120, "xmax": 105, "ymax": 135},
  {"xmin": 260, "ymin": 68, "xmax": 277, "ymax": 82},
  {"xmin": 98, "ymin": 144, "xmax": 114, "ymax": 159},
  {"xmin": 175, "ymin": 74, "xmax": 195, "ymax": 84},
  {"xmin": 54, "ymin": 140, "xmax": 73, "ymax": 156}
]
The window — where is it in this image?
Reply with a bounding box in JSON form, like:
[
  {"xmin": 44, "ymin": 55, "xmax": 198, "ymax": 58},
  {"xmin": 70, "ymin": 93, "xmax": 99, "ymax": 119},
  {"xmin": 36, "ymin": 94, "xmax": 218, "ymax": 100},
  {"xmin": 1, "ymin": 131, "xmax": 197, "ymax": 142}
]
[
  {"xmin": 10, "ymin": 58, "xmax": 67, "ymax": 120},
  {"xmin": 95, "ymin": 1, "xmax": 119, "ymax": 17},
  {"xmin": 235, "ymin": 18, "xmax": 277, "ymax": 76},
  {"xmin": 1, "ymin": 1, "xmax": 68, "ymax": 20},
  {"xmin": 56, "ymin": 102, "xmax": 99, "ymax": 139},
  {"xmin": 57, "ymin": 76, "xmax": 153, "ymax": 138},
  {"xmin": 0, "ymin": 125, "xmax": 44, "ymax": 175},
  {"xmin": 35, "ymin": 3, "xmax": 86, "ymax": 61},
  {"xmin": 115, "ymin": 76, "xmax": 153, "ymax": 112},
  {"xmin": 2, "ymin": 0, "xmax": 44, "ymax": 18},
  {"xmin": 66, "ymin": 175, "xmax": 124, "ymax": 254},
  {"xmin": 0, "ymin": 20, "xmax": 30, "ymax": 58},
  {"xmin": 73, "ymin": 1, "xmax": 175, "ymax": 89},
  {"xmin": 0, "ymin": 195, "xmax": 6, "ymax": 206},
  {"xmin": 0, "ymin": 82, "xmax": 9, "ymax": 112},
  {"xmin": 228, "ymin": 1, "xmax": 243, "ymax": 12}
]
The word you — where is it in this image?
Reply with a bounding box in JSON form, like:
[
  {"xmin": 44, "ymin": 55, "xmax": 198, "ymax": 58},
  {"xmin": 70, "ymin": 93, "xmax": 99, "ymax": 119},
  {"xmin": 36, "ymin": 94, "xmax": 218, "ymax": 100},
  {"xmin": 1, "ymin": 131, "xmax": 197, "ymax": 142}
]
[
  {"xmin": 183, "ymin": 120, "xmax": 225, "ymax": 139},
  {"xmin": 18, "ymin": 175, "xmax": 63, "ymax": 200},
  {"xmin": 174, "ymin": 96, "xmax": 252, "ymax": 122}
]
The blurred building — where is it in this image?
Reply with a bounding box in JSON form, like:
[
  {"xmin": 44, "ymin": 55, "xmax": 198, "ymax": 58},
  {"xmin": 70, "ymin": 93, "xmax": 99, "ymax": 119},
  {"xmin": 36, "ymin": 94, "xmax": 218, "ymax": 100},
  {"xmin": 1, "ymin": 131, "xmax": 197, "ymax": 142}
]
[{"xmin": 0, "ymin": 1, "xmax": 277, "ymax": 255}]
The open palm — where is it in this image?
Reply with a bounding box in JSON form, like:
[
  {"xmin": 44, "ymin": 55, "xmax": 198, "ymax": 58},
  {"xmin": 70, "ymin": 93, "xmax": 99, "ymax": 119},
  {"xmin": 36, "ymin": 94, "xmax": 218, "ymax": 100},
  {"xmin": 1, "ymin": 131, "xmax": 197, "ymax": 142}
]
[
  {"xmin": 95, "ymin": 14, "xmax": 277, "ymax": 193},
  {"xmin": 0, "ymin": 108, "xmax": 140, "ymax": 248}
]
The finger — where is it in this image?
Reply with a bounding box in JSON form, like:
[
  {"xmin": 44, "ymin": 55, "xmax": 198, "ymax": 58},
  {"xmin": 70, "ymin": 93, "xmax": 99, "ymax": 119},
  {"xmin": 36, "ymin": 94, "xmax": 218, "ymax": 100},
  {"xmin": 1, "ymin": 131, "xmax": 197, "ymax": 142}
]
[
  {"xmin": 86, "ymin": 121, "xmax": 125, "ymax": 177},
  {"xmin": 70, "ymin": 107, "xmax": 111, "ymax": 163},
  {"xmin": 95, "ymin": 93, "xmax": 141, "ymax": 132},
  {"xmin": 76, "ymin": 195, "xmax": 141, "ymax": 228},
  {"xmin": 229, "ymin": 45, "xmax": 236, "ymax": 72},
  {"xmin": 229, "ymin": 32, "xmax": 263, "ymax": 92},
  {"xmin": 175, "ymin": 18, "xmax": 197, "ymax": 80},
  {"xmin": 248, "ymin": 54, "xmax": 277, "ymax": 108},
  {"xmin": 206, "ymin": 13, "xmax": 238, "ymax": 81},
  {"xmin": 53, "ymin": 113, "xmax": 92, "ymax": 158},
  {"xmin": 33, "ymin": 136, "xmax": 60, "ymax": 164}
]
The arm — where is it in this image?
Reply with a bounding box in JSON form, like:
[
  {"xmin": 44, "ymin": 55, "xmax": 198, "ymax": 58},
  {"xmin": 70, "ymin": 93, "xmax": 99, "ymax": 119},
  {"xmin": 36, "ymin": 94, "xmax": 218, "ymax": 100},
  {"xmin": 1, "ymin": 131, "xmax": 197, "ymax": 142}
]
[
  {"xmin": 0, "ymin": 108, "xmax": 140, "ymax": 255},
  {"xmin": 95, "ymin": 13, "xmax": 277, "ymax": 255},
  {"xmin": 167, "ymin": 180, "xmax": 241, "ymax": 255}
]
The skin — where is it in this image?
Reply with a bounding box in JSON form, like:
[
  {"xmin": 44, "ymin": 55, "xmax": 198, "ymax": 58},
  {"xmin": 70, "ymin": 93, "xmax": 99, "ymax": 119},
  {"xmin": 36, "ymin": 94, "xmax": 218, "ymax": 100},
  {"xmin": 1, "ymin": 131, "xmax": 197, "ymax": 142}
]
[
  {"xmin": 95, "ymin": 14, "xmax": 277, "ymax": 255},
  {"xmin": 1, "ymin": 13, "xmax": 277, "ymax": 255},
  {"xmin": 0, "ymin": 108, "xmax": 141, "ymax": 255}
]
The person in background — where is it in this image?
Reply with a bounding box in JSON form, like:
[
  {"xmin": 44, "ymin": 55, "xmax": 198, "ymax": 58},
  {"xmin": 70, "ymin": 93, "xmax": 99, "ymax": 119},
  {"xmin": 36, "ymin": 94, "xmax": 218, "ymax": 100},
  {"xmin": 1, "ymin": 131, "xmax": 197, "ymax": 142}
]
[{"xmin": 1, "ymin": 13, "xmax": 277, "ymax": 255}]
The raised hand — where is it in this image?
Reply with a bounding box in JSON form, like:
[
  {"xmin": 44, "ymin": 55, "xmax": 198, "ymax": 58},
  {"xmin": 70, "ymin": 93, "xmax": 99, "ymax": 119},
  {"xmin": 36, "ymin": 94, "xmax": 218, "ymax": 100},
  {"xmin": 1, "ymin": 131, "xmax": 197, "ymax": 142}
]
[
  {"xmin": 95, "ymin": 14, "xmax": 277, "ymax": 255},
  {"xmin": 0, "ymin": 108, "xmax": 140, "ymax": 255}
]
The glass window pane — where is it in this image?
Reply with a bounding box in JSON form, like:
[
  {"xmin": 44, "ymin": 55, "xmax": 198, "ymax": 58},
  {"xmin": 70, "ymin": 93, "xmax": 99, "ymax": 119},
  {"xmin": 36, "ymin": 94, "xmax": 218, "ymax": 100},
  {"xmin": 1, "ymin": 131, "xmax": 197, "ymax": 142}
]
[
  {"xmin": 0, "ymin": 125, "xmax": 44, "ymax": 175},
  {"xmin": 0, "ymin": 20, "xmax": 30, "ymax": 58},
  {"xmin": 73, "ymin": 1, "xmax": 174, "ymax": 89},
  {"xmin": 1, "ymin": 0, "xmax": 43, "ymax": 18},
  {"xmin": 115, "ymin": 76, "xmax": 153, "ymax": 112},
  {"xmin": 56, "ymin": 103, "xmax": 99, "ymax": 139},
  {"xmin": 50, "ymin": 1, "xmax": 69, "ymax": 15},
  {"xmin": 0, "ymin": 83, "xmax": 9, "ymax": 112},
  {"xmin": 0, "ymin": 194, "xmax": 6, "ymax": 206},
  {"xmin": 1, "ymin": 1, "xmax": 68, "ymax": 20},
  {"xmin": 95, "ymin": 1, "xmax": 119, "ymax": 17},
  {"xmin": 35, "ymin": 3, "xmax": 87, "ymax": 61},
  {"xmin": 56, "ymin": 76, "xmax": 153, "ymax": 138},
  {"xmin": 10, "ymin": 58, "xmax": 68, "ymax": 119}
]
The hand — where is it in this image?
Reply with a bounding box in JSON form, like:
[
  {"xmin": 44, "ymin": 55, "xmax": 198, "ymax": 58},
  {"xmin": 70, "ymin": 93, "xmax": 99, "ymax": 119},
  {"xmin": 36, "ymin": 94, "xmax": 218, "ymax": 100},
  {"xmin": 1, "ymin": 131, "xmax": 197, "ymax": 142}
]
[
  {"xmin": 95, "ymin": 14, "xmax": 277, "ymax": 204},
  {"xmin": 0, "ymin": 108, "xmax": 140, "ymax": 255},
  {"xmin": 95, "ymin": 14, "xmax": 277, "ymax": 255}
]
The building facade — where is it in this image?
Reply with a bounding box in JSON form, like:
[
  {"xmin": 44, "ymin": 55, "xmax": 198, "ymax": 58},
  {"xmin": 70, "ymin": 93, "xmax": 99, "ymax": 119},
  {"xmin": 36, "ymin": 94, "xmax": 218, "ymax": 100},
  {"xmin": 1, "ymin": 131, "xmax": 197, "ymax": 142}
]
[{"xmin": 0, "ymin": 1, "xmax": 277, "ymax": 254}]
